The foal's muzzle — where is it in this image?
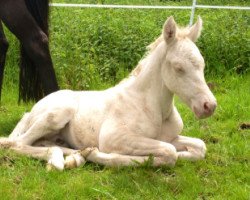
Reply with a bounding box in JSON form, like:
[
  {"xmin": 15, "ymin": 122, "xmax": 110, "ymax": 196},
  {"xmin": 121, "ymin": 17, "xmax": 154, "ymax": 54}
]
[{"xmin": 193, "ymin": 100, "xmax": 217, "ymax": 119}]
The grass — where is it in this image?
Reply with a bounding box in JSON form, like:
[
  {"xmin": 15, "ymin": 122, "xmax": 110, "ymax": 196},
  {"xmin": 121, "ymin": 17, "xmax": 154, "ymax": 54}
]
[
  {"xmin": 54, "ymin": 0, "xmax": 250, "ymax": 6},
  {"xmin": 0, "ymin": 74, "xmax": 249, "ymax": 200},
  {"xmin": 3, "ymin": 6, "xmax": 249, "ymax": 90}
]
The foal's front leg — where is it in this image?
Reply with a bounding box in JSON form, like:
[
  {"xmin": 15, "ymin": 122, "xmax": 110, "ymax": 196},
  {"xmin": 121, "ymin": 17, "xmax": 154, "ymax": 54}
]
[
  {"xmin": 171, "ymin": 135, "xmax": 206, "ymax": 161},
  {"xmin": 99, "ymin": 120, "xmax": 178, "ymax": 167}
]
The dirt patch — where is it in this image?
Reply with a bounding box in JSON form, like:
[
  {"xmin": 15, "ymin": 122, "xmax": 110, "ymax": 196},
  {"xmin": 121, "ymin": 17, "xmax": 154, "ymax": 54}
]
[
  {"xmin": 0, "ymin": 155, "xmax": 15, "ymax": 167},
  {"xmin": 239, "ymin": 123, "xmax": 250, "ymax": 130}
]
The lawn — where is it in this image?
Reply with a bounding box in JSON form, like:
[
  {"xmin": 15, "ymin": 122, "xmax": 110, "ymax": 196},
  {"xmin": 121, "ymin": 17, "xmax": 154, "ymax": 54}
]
[
  {"xmin": 0, "ymin": 75, "xmax": 249, "ymax": 200},
  {"xmin": 0, "ymin": 0, "xmax": 249, "ymax": 199}
]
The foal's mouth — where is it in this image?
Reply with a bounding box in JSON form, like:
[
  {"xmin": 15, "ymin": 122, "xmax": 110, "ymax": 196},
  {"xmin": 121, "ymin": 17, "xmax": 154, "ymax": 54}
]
[{"xmin": 192, "ymin": 102, "xmax": 217, "ymax": 119}]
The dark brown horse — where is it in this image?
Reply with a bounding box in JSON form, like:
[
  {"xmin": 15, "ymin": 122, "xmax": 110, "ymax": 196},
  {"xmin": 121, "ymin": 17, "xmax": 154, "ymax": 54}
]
[{"xmin": 0, "ymin": 0, "xmax": 59, "ymax": 102}]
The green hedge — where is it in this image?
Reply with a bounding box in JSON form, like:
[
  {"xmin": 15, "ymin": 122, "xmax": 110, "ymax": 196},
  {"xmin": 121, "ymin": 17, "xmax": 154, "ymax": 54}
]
[
  {"xmin": 54, "ymin": 0, "xmax": 250, "ymax": 6},
  {"xmin": 3, "ymin": 7, "xmax": 249, "ymax": 90}
]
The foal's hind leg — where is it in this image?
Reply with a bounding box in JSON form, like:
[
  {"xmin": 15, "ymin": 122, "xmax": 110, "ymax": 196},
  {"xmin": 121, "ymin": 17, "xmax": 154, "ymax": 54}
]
[
  {"xmin": 0, "ymin": 21, "xmax": 9, "ymax": 100},
  {"xmin": 15, "ymin": 107, "xmax": 75, "ymax": 145},
  {"xmin": 0, "ymin": 137, "xmax": 84, "ymax": 170},
  {"xmin": 9, "ymin": 112, "xmax": 30, "ymax": 139},
  {"xmin": 34, "ymin": 138, "xmax": 86, "ymax": 169},
  {"xmin": 0, "ymin": 0, "xmax": 59, "ymax": 96}
]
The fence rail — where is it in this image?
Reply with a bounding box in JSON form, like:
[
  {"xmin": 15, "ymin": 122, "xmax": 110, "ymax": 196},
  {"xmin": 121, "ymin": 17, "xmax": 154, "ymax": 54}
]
[{"xmin": 50, "ymin": 2, "xmax": 250, "ymax": 26}]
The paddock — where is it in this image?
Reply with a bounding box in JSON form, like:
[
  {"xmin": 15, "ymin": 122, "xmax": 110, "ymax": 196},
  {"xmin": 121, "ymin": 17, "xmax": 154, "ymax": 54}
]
[{"xmin": 0, "ymin": 1, "xmax": 249, "ymax": 199}]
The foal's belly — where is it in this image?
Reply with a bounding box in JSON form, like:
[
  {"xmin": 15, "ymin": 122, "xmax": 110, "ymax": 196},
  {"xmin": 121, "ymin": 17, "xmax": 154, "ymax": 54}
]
[
  {"xmin": 62, "ymin": 119, "xmax": 100, "ymax": 149},
  {"xmin": 61, "ymin": 91, "xmax": 108, "ymax": 149}
]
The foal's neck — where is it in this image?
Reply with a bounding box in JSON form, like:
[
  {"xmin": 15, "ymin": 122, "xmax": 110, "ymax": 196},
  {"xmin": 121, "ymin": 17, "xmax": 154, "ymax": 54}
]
[{"xmin": 129, "ymin": 42, "xmax": 174, "ymax": 120}]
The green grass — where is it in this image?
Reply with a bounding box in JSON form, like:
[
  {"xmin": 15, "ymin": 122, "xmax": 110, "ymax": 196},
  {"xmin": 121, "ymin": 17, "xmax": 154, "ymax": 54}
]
[
  {"xmin": 0, "ymin": 75, "xmax": 249, "ymax": 200},
  {"xmin": 2, "ymin": 5, "xmax": 249, "ymax": 90},
  {"xmin": 54, "ymin": 0, "xmax": 250, "ymax": 6}
]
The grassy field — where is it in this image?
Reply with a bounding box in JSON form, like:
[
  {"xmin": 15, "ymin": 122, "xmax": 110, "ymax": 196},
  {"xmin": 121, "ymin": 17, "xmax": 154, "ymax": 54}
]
[
  {"xmin": 0, "ymin": 75, "xmax": 249, "ymax": 200},
  {"xmin": 3, "ymin": 7, "xmax": 249, "ymax": 90},
  {"xmin": 54, "ymin": 0, "xmax": 250, "ymax": 6},
  {"xmin": 0, "ymin": 0, "xmax": 249, "ymax": 199}
]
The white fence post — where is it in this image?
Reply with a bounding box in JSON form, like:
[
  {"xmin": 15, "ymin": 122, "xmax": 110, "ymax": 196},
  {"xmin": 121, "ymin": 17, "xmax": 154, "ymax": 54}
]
[{"xmin": 189, "ymin": 0, "xmax": 197, "ymax": 26}]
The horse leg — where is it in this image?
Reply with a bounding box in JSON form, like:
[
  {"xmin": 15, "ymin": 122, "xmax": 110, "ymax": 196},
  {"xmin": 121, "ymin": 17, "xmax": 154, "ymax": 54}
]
[
  {"xmin": 0, "ymin": 137, "xmax": 86, "ymax": 170},
  {"xmin": 99, "ymin": 125, "xmax": 178, "ymax": 167},
  {"xmin": 79, "ymin": 145, "xmax": 175, "ymax": 167},
  {"xmin": 14, "ymin": 106, "xmax": 75, "ymax": 146},
  {"xmin": 25, "ymin": 135, "xmax": 176, "ymax": 168},
  {"xmin": 33, "ymin": 137, "xmax": 86, "ymax": 169},
  {"xmin": 81, "ymin": 147, "xmax": 154, "ymax": 167},
  {"xmin": 87, "ymin": 134, "xmax": 206, "ymax": 166},
  {"xmin": 0, "ymin": 20, "xmax": 9, "ymax": 101},
  {"xmin": 0, "ymin": 0, "xmax": 59, "ymax": 100},
  {"xmin": 171, "ymin": 135, "xmax": 206, "ymax": 161}
]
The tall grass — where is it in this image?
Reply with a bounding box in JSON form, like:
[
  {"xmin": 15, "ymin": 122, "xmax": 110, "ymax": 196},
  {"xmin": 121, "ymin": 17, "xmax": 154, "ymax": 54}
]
[
  {"xmin": 54, "ymin": 0, "xmax": 250, "ymax": 6},
  {"xmin": 3, "ymin": 7, "xmax": 249, "ymax": 91}
]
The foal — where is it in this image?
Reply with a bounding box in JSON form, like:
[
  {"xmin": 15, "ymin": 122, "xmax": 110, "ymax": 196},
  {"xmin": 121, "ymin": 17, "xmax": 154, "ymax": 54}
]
[{"xmin": 0, "ymin": 16, "xmax": 217, "ymax": 170}]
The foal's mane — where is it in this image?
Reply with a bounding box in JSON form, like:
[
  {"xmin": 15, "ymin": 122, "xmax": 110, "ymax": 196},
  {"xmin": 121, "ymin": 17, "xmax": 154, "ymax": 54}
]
[
  {"xmin": 117, "ymin": 35, "xmax": 164, "ymax": 86},
  {"xmin": 116, "ymin": 25, "xmax": 191, "ymax": 87},
  {"xmin": 129, "ymin": 26, "xmax": 190, "ymax": 78},
  {"xmin": 129, "ymin": 34, "xmax": 164, "ymax": 78}
]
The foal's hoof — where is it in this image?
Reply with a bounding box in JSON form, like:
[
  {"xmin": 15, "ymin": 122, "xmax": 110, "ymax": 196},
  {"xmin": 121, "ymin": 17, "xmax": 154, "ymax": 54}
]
[
  {"xmin": 80, "ymin": 147, "xmax": 98, "ymax": 158},
  {"xmin": 0, "ymin": 138, "xmax": 14, "ymax": 149},
  {"xmin": 47, "ymin": 147, "xmax": 64, "ymax": 171},
  {"xmin": 64, "ymin": 153, "xmax": 86, "ymax": 169},
  {"xmin": 46, "ymin": 159, "xmax": 64, "ymax": 171}
]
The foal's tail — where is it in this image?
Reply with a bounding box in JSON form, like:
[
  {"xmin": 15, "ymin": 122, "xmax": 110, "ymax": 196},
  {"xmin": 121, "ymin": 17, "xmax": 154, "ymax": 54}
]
[{"xmin": 19, "ymin": 0, "xmax": 50, "ymax": 102}]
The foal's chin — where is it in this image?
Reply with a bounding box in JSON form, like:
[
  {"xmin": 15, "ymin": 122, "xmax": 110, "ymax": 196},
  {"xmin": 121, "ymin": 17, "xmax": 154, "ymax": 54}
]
[
  {"xmin": 194, "ymin": 112, "xmax": 214, "ymax": 119},
  {"xmin": 192, "ymin": 107, "xmax": 215, "ymax": 119}
]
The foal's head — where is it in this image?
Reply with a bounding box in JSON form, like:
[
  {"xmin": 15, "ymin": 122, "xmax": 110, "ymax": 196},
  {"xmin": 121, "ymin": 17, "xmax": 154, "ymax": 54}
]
[{"xmin": 160, "ymin": 16, "xmax": 217, "ymax": 119}]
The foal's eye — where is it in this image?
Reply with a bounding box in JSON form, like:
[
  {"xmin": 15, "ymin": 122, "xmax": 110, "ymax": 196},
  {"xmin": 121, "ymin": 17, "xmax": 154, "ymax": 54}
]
[{"xmin": 174, "ymin": 64, "xmax": 185, "ymax": 73}]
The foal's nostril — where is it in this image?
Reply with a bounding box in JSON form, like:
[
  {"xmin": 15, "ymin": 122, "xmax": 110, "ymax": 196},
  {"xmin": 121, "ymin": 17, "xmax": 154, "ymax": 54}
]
[
  {"xmin": 203, "ymin": 102, "xmax": 217, "ymax": 113},
  {"xmin": 204, "ymin": 102, "xmax": 210, "ymax": 112}
]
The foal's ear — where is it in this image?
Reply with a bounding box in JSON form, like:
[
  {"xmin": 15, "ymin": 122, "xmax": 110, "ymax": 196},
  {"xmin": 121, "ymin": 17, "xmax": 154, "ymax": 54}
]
[
  {"xmin": 188, "ymin": 16, "xmax": 203, "ymax": 42},
  {"xmin": 163, "ymin": 16, "xmax": 177, "ymax": 44}
]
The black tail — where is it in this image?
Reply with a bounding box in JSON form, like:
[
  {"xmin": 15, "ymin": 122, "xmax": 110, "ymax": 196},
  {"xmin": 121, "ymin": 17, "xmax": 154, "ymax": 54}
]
[
  {"xmin": 19, "ymin": 0, "xmax": 50, "ymax": 102},
  {"xmin": 0, "ymin": 21, "xmax": 9, "ymax": 102}
]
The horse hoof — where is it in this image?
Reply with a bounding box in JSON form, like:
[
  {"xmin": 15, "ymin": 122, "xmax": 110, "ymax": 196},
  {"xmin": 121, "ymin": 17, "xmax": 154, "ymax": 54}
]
[
  {"xmin": 47, "ymin": 147, "xmax": 64, "ymax": 171},
  {"xmin": 64, "ymin": 153, "xmax": 86, "ymax": 169},
  {"xmin": 0, "ymin": 138, "xmax": 14, "ymax": 149},
  {"xmin": 80, "ymin": 147, "xmax": 98, "ymax": 158}
]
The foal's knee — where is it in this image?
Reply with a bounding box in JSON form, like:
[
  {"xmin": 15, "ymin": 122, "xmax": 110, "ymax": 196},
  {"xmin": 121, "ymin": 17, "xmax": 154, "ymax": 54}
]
[
  {"xmin": 0, "ymin": 38, "xmax": 9, "ymax": 54},
  {"xmin": 160, "ymin": 143, "xmax": 178, "ymax": 166},
  {"xmin": 194, "ymin": 139, "xmax": 207, "ymax": 159}
]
